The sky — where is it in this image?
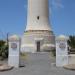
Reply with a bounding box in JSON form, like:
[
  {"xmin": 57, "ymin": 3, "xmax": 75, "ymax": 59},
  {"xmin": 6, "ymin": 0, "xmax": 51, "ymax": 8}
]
[{"xmin": 0, "ymin": 0, "xmax": 75, "ymax": 39}]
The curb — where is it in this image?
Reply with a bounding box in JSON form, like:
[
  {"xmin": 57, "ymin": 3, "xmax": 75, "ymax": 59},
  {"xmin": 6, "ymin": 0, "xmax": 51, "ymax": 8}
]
[
  {"xmin": 63, "ymin": 64, "xmax": 75, "ymax": 71},
  {"xmin": 0, "ymin": 64, "xmax": 14, "ymax": 72}
]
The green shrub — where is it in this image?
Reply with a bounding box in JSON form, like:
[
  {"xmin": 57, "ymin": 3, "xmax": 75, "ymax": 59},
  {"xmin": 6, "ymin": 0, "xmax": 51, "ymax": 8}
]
[{"xmin": 0, "ymin": 40, "xmax": 8, "ymax": 60}]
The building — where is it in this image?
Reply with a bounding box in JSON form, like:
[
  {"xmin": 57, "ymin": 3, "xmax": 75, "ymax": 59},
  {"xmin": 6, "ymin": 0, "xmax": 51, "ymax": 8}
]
[{"xmin": 21, "ymin": 0, "xmax": 55, "ymax": 52}]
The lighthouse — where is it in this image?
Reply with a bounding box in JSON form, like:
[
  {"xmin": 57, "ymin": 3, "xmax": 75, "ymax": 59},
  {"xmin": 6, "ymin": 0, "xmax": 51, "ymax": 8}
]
[{"xmin": 21, "ymin": 0, "xmax": 55, "ymax": 52}]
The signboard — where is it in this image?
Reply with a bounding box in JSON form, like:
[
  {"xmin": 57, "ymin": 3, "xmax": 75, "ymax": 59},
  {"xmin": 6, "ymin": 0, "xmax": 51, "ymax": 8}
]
[
  {"xmin": 59, "ymin": 42, "xmax": 66, "ymax": 50},
  {"xmin": 11, "ymin": 43, "xmax": 17, "ymax": 50}
]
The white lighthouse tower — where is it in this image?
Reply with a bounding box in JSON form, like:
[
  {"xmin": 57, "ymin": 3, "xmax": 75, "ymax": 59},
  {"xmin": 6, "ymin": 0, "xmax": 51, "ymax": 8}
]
[{"xmin": 21, "ymin": 0, "xmax": 55, "ymax": 52}]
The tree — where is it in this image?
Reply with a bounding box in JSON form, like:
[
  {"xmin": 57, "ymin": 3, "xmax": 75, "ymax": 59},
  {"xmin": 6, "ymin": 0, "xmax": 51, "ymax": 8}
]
[
  {"xmin": 0, "ymin": 40, "xmax": 8, "ymax": 60},
  {"xmin": 68, "ymin": 35, "xmax": 75, "ymax": 49}
]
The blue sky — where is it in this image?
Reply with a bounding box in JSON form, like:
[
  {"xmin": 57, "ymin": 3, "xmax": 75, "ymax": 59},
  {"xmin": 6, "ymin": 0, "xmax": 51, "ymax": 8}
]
[{"xmin": 0, "ymin": 0, "xmax": 75, "ymax": 39}]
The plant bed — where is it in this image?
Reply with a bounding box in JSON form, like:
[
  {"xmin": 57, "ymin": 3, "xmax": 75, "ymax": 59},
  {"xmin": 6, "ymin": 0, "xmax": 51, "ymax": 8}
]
[
  {"xmin": 0, "ymin": 64, "xmax": 13, "ymax": 72},
  {"xmin": 63, "ymin": 64, "xmax": 75, "ymax": 70}
]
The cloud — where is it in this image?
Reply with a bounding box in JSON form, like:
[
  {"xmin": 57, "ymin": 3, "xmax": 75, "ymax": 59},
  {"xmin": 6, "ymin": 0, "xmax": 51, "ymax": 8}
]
[{"xmin": 51, "ymin": 0, "xmax": 64, "ymax": 9}]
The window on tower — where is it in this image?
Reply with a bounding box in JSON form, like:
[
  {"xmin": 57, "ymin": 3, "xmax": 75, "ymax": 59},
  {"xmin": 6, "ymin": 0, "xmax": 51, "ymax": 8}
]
[{"xmin": 37, "ymin": 16, "xmax": 40, "ymax": 20}]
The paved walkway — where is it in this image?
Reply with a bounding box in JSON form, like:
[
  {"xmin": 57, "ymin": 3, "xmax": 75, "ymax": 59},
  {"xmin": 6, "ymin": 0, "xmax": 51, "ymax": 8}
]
[{"xmin": 0, "ymin": 53, "xmax": 75, "ymax": 75}]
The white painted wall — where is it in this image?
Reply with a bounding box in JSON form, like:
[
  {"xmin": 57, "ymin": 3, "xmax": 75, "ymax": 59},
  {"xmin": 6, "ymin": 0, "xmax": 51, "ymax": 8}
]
[{"xmin": 68, "ymin": 54, "xmax": 75, "ymax": 65}]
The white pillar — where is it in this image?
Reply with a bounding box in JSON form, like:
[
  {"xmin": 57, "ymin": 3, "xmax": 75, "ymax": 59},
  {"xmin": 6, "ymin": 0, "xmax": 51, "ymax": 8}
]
[
  {"xmin": 8, "ymin": 35, "xmax": 21, "ymax": 68},
  {"xmin": 56, "ymin": 35, "xmax": 68, "ymax": 67}
]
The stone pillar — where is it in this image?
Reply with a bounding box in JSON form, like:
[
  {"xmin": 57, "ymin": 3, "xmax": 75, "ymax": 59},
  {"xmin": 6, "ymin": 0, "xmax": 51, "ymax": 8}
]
[
  {"xmin": 8, "ymin": 35, "xmax": 21, "ymax": 68},
  {"xmin": 56, "ymin": 35, "xmax": 68, "ymax": 67}
]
